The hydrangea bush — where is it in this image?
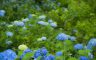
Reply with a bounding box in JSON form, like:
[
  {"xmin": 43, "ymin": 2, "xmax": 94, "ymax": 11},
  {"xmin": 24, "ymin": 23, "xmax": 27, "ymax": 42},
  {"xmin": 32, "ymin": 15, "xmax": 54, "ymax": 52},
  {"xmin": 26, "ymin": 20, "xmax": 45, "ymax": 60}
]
[{"xmin": 0, "ymin": 0, "xmax": 96, "ymax": 60}]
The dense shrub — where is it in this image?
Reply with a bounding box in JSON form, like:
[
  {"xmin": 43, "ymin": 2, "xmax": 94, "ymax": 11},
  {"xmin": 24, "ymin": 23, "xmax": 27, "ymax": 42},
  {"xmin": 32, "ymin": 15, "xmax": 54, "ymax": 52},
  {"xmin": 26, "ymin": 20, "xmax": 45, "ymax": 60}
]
[{"xmin": 0, "ymin": 0, "xmax": 96, "ymax": 60}]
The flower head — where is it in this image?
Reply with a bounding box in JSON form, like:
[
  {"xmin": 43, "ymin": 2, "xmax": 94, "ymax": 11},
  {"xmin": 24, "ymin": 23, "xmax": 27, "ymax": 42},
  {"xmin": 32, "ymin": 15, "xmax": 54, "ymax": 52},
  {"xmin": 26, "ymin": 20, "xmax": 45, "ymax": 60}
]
[
  {"xmin": 34, "ymin": 49, "xmax": 41, "ymax": 58},
  {"xmin": 39, "ymin": 15, "xmax": 46, "ymax": 20},
  {"xmin": 56, "ymin": 33, "xmax": 68, "ymax": 41},
  {"xmin": 18, "ymin": 44, "xmax": 28, "ymax": 50},
  {"xmin": 79, "ymin": 56, "xmax": 89, "ymax": 60},
  {"xmin": 41, "ymin": 36, "xmax": 47, "ymax": 41},
  {"xmin": 28, "ymin": 14, "xmax": 32, "ymax": 18},
  {"xmin": 22, "ymin": 18, "xmax": 29, "ymax": 22},
  {"xmin": 37, "ymin": 21, "xmax": 49, "ymax": 26},
  {"xmin": 13, "ymin": 21, "xmax": 24, "ymax": 27},
  {"xmin": 45, "ymin": 55, "xmax": 55, "ymax": 60},
  {"xmin": 0, "ymin": 49, "xmax": 17, "ymax": 60},
  {"xmin": 56, "ymin": 51, "xmax": 63, "ymax": 56},
  {"xmin": 33, "ymin": 47, "xmax": 48, "ymax": 59},
  {"xmin": 0, "ymin": 10, "xmax": 5, "ymax": 17},
  {"xmin": 48, "ymin": 19, "xmax": 53, "ymax": 23},
  {"xmin": 6, "ymin": 31, "xmax": 13, "ymax": 37},
  {"xmin": 69, "ymin": 36, "xmax": 76, "ymax": 41},
  {"xmin": 74, "ymin": 44, "xmax": 83, "ymax": 50},
  {"xmin": 41, "ymin": 47, "xmax": 48, "ymax": 56},
  {"xmin": 50, "ymin": 22, "xmax": 57, "ymax": 28}
]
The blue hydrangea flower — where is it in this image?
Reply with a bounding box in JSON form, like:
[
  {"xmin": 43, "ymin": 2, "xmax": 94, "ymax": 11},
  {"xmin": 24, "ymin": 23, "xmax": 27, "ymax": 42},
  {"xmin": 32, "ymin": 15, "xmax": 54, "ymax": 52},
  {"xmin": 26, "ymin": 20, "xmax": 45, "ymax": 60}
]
[
  {"xmin": 41, "ymin": 36, "xmax": 47, "ymax": 41},
  {"xmin": 41, "ymin": 47, "xmax": 48, "ymax": 56},
  {"xmin": 13, "ymin": 21, "xmax": 24, "ymax": 27},
  {"xmin": 6, "ymin": 31, "xmax": 13, "ymax": 37},
  {"xmin": 87, "ymin": 38, "xmax": 96, "ymax": 50},
  {"xmin": 38, "ymin": 15, "xmax": 46, "ymax": 20},
  {"xmin": 34, "ymin": 47, "xmax": 48, "ymax": 59},
  {"xmin": 56, "ymin": 33, "xmax": 68, "ymax": 41},
  {"xmin": 50, "ymin": 22, "xmax": 57, "ymax": 27},
  {"xmin": 34, "ymin": 49, "xmax": 41, "ymax": 58},
  {"xmin": 48, "ymin": 19, "xmax": 53, "ymax": 23},
  {"xmin": 74, "ymin": 44, "xmax": 83, "ymax": 50},
  {"xmin": 45, "ymin": 55, "xmax": 55, "ymax": 60},
  {"xmin": 28, "ymin": 14, "xmax": 32, "ymax": 18},
  {"xmin": 56, "ymin": 51, "xmax": 63, "ymax": 56},
  {"xmin": 0, "ymin": 52, "xmax": 6, "ymax": 60},
  {"xmin": 79, "ymin": 56, "xmax": 89, "ymax": 60},
  {"xmin": 69, "ymin": 36, "xmax": 76, "ymax": 41},
  {"xmin": 20, "ymin": 48, "xmax": 32, "ymax": 60},
  {"xmin": 37, "ymin": 21, "xmax": 49, "ymax": 26},
  {"xmin": 88, "ymin": 53, "xmax": 93, "ymax": 59},
  {"xmin": 0, "ymin": 49, "xmax": 17, "ymax": 60},
  {"xmin": 22, "ymin": 18, "xmax": 29, "ymax": 22},
  {"xmin": 0, "ymin": 10, "xmax": 5, "ymax": 17}
]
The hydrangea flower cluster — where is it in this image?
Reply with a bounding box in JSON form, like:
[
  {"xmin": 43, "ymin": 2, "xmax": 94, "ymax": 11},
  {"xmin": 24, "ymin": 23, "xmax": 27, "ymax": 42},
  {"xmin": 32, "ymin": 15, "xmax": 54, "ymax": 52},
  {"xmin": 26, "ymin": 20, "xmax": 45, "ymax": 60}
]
[
  {"xmin": 79, "ymin": 56, "xmax": 89, "ymax": 60},
  {"xmin": 56, "ymin": 51, "xmax": 63, "ymax": 56},
  {"xmin": 37, "ymin": 21, "xmax": 49, "ymax": 26},
  {"xmin": 13, "ymin": 21, "xmax": 25, "ymax": 27},
  {"xmin": 0, "ymin": 10, "xmax": 5, "ymax": 17},
  {"xmin": 87, "ymin": 38, "xmax": 96, "ymax": 50},
  {"xmin": 74, "ymin": 44, "xmax": 83, "ymax": 50},
  {"xmin": 56, "ymin": 33, "xmax": 76, "ymax": 41},
  {"xmin": 38, "ymin": 15, "xmax": 46, "ymax": 20},
  {"xmin": 0, "ymin": 49, "xmax": 17, "ymax": 60},
  {"xmin": 22, "ymin": 18, "xmax": 29, "ymax": 23},
  {"xmin": 18, "ymin": 44, "xmax": 28, "ymax": 51},
  {"xmin": 33, "ymin": 47, "xmax": 48, "ymax": 59},
  {"xmin": 56, "ymin": 33, "xmax": 69, "ymax": 41},
  {"xmin": 6, "ymin": 31, "xmax": 13, "ymax": 37}
]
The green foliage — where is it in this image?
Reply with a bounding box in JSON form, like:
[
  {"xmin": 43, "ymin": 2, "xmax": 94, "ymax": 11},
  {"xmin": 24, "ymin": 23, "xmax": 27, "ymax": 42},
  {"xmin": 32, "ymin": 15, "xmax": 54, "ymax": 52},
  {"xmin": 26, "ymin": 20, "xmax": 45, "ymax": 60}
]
[{"xmin": 78, "ymin": 50, "xmax": 91, "ymax": 56}]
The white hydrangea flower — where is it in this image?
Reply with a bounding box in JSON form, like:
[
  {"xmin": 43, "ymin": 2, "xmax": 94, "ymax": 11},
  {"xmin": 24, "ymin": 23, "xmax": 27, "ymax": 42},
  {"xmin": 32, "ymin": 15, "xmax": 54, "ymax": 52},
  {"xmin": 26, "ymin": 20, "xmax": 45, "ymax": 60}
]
[{"xmin": 18, "ymin": 44, "xmax": 28, "ymax": 50}]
